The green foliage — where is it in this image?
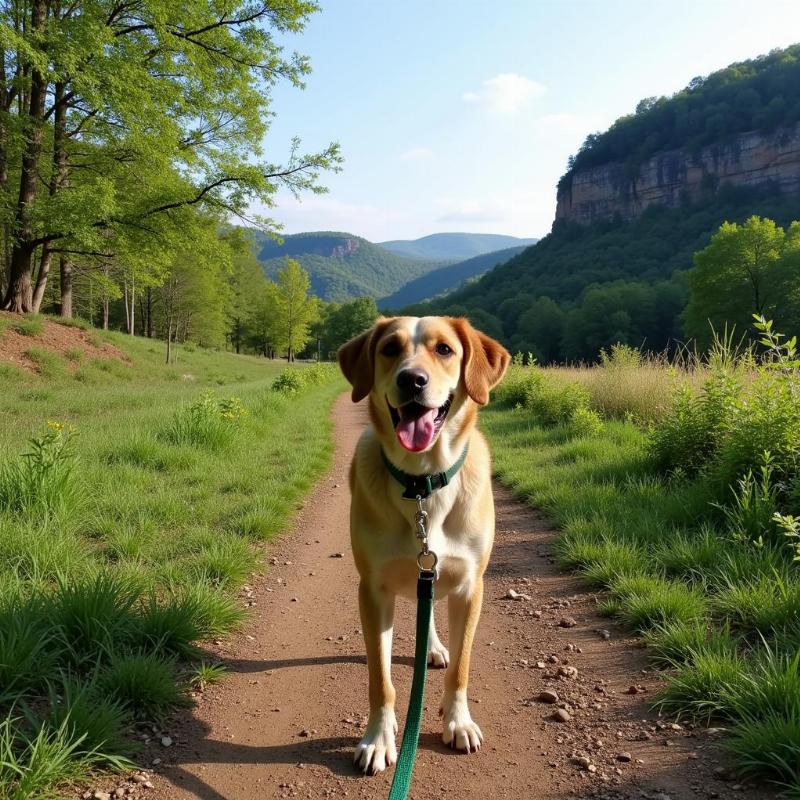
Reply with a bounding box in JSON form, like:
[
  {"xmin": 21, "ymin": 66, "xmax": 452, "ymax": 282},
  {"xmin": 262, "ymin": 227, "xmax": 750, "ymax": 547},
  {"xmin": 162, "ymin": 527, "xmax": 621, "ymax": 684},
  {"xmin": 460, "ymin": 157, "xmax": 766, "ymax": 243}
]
[
  {"xmin": 562, "ymin": 46, "xmax": 800, "ymax": 182},
  {"xmin": 257, "ymin": 231, "xmax": 449, "ymax": 302},
  {"xmin": 98, "ymin": 652, "xmax": 184, "ymax": 718},
  {"xmin": 0, "ymin": 423, "xmax": 82, "ymax": 520},
  {"xmin": 189, "ymin": 661, "xmax": 227, "ymax": 691},
  {"xmin": 10, "ymin": 316, "xmax": 44, "ymax": 337},
  {"xmin": 484, "ymin": 316, "xmax": 800, "ymax": 788},
  {"xmin": 684, "ymin": 217, "xmax": 800, "ymax": 348},
  {"xmin": 160, "ymin": 392, "xmax": 246, "ymax": 450},
  {"xmin": 416, "ymin": 185, "xmax": 800, "ymax": 363}
]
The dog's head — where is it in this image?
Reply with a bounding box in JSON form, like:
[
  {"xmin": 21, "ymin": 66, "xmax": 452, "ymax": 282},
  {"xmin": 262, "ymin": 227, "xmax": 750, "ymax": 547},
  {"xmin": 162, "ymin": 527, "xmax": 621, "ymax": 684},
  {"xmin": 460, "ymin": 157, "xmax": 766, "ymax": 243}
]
[{"xmin": 338, "ymin": 316, "xmax": 510, "ymax": 453}]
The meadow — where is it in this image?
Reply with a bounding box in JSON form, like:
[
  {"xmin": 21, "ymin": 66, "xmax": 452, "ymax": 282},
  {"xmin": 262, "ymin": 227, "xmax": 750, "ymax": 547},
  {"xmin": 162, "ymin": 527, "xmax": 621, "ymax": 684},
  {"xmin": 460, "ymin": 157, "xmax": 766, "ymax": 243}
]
[
  {"xmin": 483, "ymin": 326, "xmax": 800, "ymax": 795},
  {"xmin": 0, "ymin": 316, "xmax": 341, "ymax": 799}
]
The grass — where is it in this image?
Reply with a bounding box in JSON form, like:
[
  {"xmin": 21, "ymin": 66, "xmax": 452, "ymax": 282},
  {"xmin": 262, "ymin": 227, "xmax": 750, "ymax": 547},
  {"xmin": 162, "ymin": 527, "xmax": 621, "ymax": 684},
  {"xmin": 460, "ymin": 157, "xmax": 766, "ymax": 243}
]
[
  {"xmin": 0, "ymin": 328, "xmax": 343, "ymax": 797},
  {"xmin": 484, "ymin": 338, "xmax": 800, "ymax": 792}
]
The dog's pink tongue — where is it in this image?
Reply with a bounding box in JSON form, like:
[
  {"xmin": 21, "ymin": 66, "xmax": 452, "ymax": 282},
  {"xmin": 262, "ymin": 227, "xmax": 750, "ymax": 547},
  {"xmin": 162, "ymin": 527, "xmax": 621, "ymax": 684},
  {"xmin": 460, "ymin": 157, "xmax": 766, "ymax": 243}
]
[{"xmin": 396, "ymin": 407, "xmax": 436, "ymax": 452}]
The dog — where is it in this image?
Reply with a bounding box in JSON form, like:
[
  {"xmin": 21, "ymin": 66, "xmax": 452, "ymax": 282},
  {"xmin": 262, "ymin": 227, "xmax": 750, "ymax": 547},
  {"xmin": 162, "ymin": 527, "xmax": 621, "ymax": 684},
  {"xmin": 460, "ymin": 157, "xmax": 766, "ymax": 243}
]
[{"xmin": 337, "ymin": 315, "xmax": 510, "ymax": 775}]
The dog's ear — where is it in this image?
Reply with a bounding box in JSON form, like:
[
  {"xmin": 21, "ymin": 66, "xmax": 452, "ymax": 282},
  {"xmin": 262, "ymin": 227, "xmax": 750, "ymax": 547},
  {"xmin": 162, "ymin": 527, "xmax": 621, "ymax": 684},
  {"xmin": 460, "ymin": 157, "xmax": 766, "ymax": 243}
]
[
  {"xmin": 450, "ymin": 317, "xmax": 510, "ymax": 405},
  {"xmin": 337, "ymin": 318, "xmax": 392, "ymax": 403}
]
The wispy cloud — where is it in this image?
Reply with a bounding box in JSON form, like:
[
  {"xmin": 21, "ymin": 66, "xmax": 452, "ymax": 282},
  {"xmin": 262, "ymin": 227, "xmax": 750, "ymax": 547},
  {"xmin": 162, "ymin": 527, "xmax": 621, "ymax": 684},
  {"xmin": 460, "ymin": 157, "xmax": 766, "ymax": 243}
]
[
  {"xmin": 463, "ymin": 73, "xmax": 545, "ymax": 115},
  {"xmin": 400, "ymin": 147, "xmax": 434, "ymax": 161}
]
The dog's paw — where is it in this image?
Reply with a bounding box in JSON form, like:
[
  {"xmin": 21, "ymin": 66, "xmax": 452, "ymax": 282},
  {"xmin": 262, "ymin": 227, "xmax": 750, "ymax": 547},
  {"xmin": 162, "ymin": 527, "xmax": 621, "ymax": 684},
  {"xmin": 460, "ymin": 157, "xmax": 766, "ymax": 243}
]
[
  {"xmin": 354, "ymin": 708, "xmax": 397, "ymax": 775},
  {"xmin": 427, "ymin": 642, "xmax": 449, "ymax": 668},
  {"xmin": 441, "ymin": 696, "xmax": 483, "ymax": 753}
]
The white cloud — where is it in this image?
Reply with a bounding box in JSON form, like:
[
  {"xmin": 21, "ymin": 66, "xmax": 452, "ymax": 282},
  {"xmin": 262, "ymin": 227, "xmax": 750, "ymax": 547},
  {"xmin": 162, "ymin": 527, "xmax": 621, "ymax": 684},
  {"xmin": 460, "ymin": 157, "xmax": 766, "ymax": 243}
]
[
  {"xmin": 400, "ymin": 147, "xmax": 434, "ymax": 161},
  {"xmin": 462, "ymin": 73, "xmax": 545, "ymax": 115}
]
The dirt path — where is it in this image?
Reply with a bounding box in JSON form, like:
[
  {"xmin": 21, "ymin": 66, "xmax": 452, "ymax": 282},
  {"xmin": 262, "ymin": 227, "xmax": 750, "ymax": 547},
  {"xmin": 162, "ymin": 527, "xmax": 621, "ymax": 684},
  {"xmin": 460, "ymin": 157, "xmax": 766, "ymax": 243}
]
[{"xmin": 144, "ymin": 395, "xmax": 763, "ymax": 800}]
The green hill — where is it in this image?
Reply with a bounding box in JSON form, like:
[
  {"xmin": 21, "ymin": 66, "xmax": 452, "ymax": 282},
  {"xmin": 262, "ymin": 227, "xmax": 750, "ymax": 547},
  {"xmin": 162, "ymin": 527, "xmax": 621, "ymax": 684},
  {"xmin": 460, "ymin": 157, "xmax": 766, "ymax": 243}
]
[
  {"xmin": 256, "ymin": 231, "xmax": 449, "ymax": 302},
  {"xmin": 407, "ymin": 45, "xmax": 800, "ymax": 362},
  {"xmin": 380, "ymin": 245, "xmax": 530, "ymax": 309},
  {"xmin": 379, "ymin": 232, "xmax": 537, "ymax": 261},
  {"xmin": 410, "ymin": 187, "xmax": 800, "ymax": 362}
]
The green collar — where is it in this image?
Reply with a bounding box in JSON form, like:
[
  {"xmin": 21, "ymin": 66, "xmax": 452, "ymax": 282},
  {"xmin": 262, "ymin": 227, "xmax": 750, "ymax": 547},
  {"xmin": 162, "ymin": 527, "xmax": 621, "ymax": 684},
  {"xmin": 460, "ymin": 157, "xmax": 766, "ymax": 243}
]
[{"xmin": 380, "ymin": 445, "xmax": 469, "ymax": 500}]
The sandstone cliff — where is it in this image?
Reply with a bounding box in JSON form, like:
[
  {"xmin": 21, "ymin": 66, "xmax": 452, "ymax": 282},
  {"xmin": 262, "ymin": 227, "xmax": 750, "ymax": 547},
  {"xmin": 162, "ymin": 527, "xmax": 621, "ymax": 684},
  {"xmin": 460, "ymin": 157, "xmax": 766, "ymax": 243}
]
[{"xmin": 555, "ymin": 124, "xmax": 800, "ymax": 226}]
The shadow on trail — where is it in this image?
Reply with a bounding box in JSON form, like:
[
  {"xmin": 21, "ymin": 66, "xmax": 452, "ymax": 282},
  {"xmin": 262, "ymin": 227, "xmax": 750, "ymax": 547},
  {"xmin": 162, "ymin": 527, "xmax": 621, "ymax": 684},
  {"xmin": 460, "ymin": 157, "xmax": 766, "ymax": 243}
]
[{"xmin": 215, "ymin": 652, "xmax": 414, "ymax": 672}]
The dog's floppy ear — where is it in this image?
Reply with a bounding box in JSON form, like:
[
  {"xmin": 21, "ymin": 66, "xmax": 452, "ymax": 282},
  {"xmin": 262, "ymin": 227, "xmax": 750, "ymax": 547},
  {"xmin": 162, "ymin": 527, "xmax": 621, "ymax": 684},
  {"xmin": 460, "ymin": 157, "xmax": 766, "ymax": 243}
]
[
  {"xmin": 450, "ymin": 317, "xmax": 510, "ymax": 406},
  {"xmin": 337, "ymin": 318, "xmax": 391, "ymax": 403}
]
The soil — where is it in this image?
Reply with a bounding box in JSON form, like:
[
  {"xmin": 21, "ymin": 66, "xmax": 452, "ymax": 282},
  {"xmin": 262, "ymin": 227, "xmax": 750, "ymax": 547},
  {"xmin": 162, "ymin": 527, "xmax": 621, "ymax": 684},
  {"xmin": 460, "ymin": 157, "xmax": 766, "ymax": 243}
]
[
  {"xmin": 113, "ymin": 394, "xmax": 769, "ymax": 800},
  {"xmin": 0, "ymin": 311, "xmax": 125, "ymax": 373}
]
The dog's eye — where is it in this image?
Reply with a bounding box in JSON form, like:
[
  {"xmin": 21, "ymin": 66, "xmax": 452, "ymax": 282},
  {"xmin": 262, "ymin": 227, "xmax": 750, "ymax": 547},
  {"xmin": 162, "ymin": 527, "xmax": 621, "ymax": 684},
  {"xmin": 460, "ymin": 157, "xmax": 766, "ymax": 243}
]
[
  {"xmin": 381, "ymin": 340, "xmax": 400, "ymax": 357},
  {"xmin": 435, "ymin": 343, "xmax": 453, "ymax": 356}
]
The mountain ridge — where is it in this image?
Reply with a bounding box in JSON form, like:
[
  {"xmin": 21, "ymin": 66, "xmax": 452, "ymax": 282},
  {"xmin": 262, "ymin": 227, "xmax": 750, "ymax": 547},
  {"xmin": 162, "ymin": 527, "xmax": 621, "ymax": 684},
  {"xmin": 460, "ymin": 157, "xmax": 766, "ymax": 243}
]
[{"xmin": 379, "ymin": 232, "xmax": 537, "ymax": 261}]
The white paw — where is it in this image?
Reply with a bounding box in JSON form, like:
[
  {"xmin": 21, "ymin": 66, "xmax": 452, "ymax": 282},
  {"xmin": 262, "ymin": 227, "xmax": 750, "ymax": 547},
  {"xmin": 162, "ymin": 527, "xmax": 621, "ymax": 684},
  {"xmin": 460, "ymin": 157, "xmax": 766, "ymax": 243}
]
[
  {"xmin": 428, "ymin": 642, "xmax": 449, "ymax": 668},
  {"xmin": 441, "ymin": 696, "xmax": 483, "ymax": 753},
  {"xmin": 354, "ymin": 708, "xmax": 397, "ymax": 775}
]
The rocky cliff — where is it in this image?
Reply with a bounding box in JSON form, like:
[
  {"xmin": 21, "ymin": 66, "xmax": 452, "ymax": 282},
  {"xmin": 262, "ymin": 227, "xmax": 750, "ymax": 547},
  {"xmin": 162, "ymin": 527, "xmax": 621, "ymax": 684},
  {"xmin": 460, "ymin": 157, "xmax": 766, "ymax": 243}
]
[{"xmin": 555, "ymin": 124, "xmax": 800, "ymax": 226}]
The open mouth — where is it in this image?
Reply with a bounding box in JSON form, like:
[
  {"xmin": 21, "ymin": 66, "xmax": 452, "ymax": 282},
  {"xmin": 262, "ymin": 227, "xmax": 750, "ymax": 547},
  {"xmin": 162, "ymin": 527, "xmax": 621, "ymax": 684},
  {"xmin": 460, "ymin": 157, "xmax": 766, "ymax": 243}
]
[{"xmin": 387, "ymin": 394, "xmax": 453, "ymax": 452}]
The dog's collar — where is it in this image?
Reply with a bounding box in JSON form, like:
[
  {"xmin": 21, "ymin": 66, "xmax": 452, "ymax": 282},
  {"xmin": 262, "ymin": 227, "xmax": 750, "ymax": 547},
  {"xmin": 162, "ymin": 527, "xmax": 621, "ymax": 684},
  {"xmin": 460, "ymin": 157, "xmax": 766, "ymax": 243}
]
[{"xmin": 380, "ymin": 445, "xmax": 469, "ymax": 500}]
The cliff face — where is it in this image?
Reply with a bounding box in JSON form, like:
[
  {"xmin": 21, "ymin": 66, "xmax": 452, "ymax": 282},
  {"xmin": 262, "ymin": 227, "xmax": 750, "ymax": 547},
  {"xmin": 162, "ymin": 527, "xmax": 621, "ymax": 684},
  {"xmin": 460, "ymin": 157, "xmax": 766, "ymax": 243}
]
[{"xmin": 555, "ymin": 124, "xmax": 800, "ymax": 226}]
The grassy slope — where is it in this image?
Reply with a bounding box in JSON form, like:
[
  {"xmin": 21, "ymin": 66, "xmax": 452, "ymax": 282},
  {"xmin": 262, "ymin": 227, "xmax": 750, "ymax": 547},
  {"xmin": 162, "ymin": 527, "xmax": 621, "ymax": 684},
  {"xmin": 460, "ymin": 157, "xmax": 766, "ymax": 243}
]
[
  {"xmin": 0, "ymin": 323, "xmax": 343, "ymax": 798},
  {"xmin": 482, "ymin": 360, "xmax": 800, "ymax": 793}
]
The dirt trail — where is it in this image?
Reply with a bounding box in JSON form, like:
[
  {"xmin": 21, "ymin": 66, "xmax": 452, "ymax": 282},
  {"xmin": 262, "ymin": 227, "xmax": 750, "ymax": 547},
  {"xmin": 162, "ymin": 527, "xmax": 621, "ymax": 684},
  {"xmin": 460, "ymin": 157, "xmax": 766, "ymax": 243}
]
[{"xmin": 147, "ymin": 395, "xmax": 764, "ymax": 800}]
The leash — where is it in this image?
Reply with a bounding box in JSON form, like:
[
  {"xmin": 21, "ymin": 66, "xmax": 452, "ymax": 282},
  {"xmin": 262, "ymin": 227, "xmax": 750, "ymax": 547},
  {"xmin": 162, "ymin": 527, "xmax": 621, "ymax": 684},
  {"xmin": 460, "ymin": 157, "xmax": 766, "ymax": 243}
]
[{"xmin": 387, "ymin": 494, "xmax": 437, "ymax": 800}]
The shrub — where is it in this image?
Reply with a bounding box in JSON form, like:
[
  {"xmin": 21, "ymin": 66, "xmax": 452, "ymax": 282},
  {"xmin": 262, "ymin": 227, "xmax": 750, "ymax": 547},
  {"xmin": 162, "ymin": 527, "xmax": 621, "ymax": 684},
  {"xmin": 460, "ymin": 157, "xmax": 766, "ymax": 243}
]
[
  {"xmin": 0, "ymin": 423, "xmax": 83, "ymax": 521},
  {"xmin": 160, "ymin": 392, "xmax": 245, "ymax": 450},
  {"xmin": 271, "ymin": 369, "xmax": 306, "ymax": 394}
]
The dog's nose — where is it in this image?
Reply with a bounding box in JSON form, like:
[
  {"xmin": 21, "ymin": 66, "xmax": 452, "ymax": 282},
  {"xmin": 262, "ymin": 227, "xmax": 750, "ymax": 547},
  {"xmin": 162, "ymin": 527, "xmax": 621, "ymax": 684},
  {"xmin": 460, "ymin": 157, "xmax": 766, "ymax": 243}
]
[{"xmin": 397, "ymin": 368, "xmax": 429, "ymax": 393}]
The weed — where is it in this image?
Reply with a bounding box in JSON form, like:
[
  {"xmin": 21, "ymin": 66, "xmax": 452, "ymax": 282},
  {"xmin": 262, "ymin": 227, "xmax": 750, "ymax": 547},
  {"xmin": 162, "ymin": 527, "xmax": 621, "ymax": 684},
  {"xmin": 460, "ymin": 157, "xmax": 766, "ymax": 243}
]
[
  {"xmin": 189, "ymin": 661, "xmax": 227, "ymax": 691},
  {"xmin": 98, "ymin": 652, "xmax": 184, "ymax": 718}
]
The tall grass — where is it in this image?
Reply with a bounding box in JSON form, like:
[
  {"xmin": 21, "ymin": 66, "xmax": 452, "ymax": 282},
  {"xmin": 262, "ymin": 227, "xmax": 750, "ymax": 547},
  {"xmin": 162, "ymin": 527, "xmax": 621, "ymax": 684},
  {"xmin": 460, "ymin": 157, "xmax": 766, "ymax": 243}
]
[
  {"xmin": 0, "ymin": 332, "xmax": 342, "ymax": 798},
  {"xmin": 486, "ymin": 318, "xmax": 800, "ymax": 792}
]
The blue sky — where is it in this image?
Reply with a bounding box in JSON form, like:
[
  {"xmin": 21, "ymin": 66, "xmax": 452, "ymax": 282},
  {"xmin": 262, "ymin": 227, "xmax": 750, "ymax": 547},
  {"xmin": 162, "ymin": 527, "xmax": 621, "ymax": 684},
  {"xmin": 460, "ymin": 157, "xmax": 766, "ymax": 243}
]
[{"xmin": 257, "ymin": 1, "xmax": 800, "ymax": 242}]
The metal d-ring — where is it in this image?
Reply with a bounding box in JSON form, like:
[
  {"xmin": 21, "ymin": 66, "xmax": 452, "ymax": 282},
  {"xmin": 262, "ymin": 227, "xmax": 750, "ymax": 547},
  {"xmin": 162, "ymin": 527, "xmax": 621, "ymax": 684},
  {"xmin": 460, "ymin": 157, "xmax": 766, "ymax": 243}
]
[{"xmin": 417, "ymin": 549, "xmax": 438, "ymax": 572}]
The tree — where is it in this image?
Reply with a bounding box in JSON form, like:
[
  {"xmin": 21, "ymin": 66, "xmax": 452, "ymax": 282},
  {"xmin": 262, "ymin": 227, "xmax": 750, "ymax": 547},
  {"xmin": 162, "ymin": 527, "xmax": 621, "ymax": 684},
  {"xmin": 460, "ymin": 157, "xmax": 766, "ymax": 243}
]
[
  {"xmin": 0, "ymin": 0, "xmax": 340, "ymax": 312},
  {"xmin": 273, "ymin": 258, "xmax": 318, "ymax": 361},
  {"xmin": 316, "ymin": 296, "xmax": 378, "ymax": 357},
  {"xmin": 683, "ymin": 216, "xmax": 800, "ymax": 347}
]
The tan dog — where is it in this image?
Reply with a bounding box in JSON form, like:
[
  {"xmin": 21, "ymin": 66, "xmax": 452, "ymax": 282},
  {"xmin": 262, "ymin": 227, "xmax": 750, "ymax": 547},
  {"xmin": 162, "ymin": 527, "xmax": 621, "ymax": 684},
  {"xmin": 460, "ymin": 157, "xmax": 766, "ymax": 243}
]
[{"xmin": 338, "ymin": 315, "xmax": 510, "ymax": 775}]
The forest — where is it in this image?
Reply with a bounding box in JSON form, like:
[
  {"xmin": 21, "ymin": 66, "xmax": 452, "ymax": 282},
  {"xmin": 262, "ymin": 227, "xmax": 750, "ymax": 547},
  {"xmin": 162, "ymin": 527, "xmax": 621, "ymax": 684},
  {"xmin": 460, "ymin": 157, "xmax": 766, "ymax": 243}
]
[
  {"xmin": 413, "ymin": 186, "xmax": 800, "ymax": 362},
  {"xmin": 0, "ymin": 0, "xmax": 340, "ymax": 347}
]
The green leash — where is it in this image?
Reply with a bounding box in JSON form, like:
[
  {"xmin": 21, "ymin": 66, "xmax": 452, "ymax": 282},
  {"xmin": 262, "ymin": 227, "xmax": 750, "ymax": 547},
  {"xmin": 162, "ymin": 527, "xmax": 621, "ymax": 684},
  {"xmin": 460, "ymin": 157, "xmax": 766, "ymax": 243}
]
[
  {"xmin": 381, "ymin": 449, "xmax": 471, "ymax": 799},
  {"xmin": 387, "ymin": 567, "xmax": 435, "ymax": 800}
]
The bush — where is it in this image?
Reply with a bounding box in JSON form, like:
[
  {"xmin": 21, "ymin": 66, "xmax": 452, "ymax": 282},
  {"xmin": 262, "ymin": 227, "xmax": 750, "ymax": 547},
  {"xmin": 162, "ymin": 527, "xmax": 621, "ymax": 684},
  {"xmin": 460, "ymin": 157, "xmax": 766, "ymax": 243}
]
[
  {"xmin": 0, "ymin": 423, "xmax": 83, "ymax": 521},
  {"xmin": 160, "ymin": 392, "xmax": 246, "ymax": 450}
]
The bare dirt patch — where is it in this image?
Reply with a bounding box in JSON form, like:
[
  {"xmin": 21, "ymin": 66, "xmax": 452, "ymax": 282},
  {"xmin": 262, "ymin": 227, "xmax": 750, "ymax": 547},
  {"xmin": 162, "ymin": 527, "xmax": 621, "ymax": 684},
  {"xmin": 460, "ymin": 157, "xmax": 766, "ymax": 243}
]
[
  {"xmin": 104, "ymin": 395, "xmax": 772, "ymax": 800},
  {"xmin": 0, "ymin": 312, "xmax": 126, "ymax": 373}
]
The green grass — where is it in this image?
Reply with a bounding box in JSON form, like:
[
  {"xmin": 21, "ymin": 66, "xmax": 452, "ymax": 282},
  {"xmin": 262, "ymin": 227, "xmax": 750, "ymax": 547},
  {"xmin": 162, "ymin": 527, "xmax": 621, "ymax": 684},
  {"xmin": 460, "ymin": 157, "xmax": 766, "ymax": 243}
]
[
  {"xmin": 0, "ymin": 330, "xmax": 342, "ymax": 797},
  {"xmin": 483, "ymin": 358, "xmax": 800, "ymax": 792}
]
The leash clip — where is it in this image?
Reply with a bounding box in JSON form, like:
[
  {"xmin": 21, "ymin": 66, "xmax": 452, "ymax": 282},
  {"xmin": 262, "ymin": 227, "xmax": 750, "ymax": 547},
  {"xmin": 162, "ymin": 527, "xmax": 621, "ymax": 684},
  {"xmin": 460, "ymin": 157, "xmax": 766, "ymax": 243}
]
[{"xmin": 414, "ymin": 495, "xmax": 439, "ymax": 579}]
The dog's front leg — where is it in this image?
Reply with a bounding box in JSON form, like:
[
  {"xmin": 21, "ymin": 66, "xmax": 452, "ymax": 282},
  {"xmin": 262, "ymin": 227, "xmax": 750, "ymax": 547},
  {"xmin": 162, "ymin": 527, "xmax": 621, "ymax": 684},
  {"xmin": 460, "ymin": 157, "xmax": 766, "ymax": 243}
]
[
  {"xmin": 354, "ymin": 579, "xmax": 397, "ymax": 775},
  {"xmin": 441, "ymin": 577, "xmax": 484, "ymax": 752}
]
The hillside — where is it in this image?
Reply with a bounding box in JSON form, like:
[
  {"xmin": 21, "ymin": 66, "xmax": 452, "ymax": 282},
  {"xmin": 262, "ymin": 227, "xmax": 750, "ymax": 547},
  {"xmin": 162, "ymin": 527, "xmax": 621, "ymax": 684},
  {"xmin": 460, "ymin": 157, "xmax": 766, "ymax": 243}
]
[
  {"xmin": 256, "ymin": 231, "xmax": 449, "ymax": 302},
  {"xmin": 558, "ymin": 45, "xmax": 800, "ymax": 225},
  {"xmin": 413, "ymin": 187, "xmax": 800, "ymax": 362},
  {"xmin": 379, "ymin": 232, "xmax": 537, "ymax": 260},
  {"xmin": 379, "ymin": 245, "xmax": 529, "ymax": 309},
  {"xmin": 410, "ymin": 45, "xmax": 800, "ymax": 363}
]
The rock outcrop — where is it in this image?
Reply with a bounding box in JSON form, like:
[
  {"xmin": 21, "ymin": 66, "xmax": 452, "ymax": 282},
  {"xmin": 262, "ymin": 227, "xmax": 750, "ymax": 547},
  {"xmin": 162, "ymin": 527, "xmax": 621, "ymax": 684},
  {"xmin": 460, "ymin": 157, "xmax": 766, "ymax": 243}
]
[{"xmin": 555, "ymin": 124, "xmax": 800, "ymax": 226}]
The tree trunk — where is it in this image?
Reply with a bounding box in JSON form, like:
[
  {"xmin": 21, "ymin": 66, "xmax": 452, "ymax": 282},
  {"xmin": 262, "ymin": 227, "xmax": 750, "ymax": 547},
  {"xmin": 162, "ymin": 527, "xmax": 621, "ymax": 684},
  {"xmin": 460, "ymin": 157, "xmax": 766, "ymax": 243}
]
[
  {"xmin": 2, "ymin": 0, "xmax": 49, "ymax": 313},
  {"xmin": 146, "ymin": 287, "xmax": 154, "ymax": 337},
  {"xmin": 59, "ymin": 256, "xmax": 73, "ymax": 317},
  {"xmin": 102, "ymin": 296, "xmax": 109, "ymax": 330},
  {"xmin": 165, "ymin": 316, "xmax": 172, "ymax": 364},
  {"xmin": 31, "ymin": 245, "xmax": 52, "ymax": 312}
]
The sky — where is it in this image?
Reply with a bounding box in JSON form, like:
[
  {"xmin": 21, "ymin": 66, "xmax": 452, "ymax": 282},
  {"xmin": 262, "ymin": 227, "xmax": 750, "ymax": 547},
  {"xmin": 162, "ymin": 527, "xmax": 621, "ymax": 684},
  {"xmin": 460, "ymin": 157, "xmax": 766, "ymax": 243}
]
[{"xmin": 255, "ymin": 1, "xmax": 800, "ymax": 242}]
